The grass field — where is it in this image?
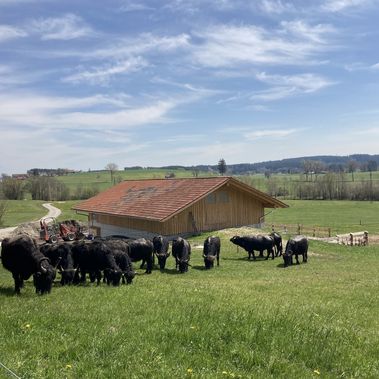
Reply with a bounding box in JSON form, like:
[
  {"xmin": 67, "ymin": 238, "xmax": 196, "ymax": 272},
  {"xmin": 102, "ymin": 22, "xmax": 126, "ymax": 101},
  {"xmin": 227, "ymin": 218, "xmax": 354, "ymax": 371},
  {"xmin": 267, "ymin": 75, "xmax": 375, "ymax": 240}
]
[
  {"xmin": 0, "ymin": 235, "xmax": 378, "ymax": 378},
  {"xmin": 265, "ymin": 200, "xmax": 379, "ymax": 235},
  {"xmin": 0, "ymin": 200, "xmax": 46, "ymax": 227},
  {"xmin": 56, "ymin": 168, "xmax": 214, "ymax": 193},
  {"xmin": 2, "ymin": 199, "xmax": 379, "ymax": 236}
]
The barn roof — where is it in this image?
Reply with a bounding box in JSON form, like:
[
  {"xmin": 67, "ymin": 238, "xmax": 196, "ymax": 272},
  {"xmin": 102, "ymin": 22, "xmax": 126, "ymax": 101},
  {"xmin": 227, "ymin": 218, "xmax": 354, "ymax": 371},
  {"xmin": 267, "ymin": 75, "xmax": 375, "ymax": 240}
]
[{"xmin": 72, "ymin": 177, "xmax": 287, "ymax": 222}]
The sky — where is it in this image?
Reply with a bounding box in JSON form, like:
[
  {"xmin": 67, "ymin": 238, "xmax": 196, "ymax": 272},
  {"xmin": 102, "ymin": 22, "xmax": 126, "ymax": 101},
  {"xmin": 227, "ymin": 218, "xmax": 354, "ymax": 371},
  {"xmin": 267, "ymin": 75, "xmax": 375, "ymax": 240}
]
[{"xmin": 1, "ymin": 0, "xmax": 379, "ymax": 173}]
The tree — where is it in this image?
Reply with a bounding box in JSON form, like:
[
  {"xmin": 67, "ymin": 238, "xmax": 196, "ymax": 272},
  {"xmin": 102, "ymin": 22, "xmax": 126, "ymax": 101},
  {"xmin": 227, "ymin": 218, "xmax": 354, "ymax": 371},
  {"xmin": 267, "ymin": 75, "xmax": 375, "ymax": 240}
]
[
  {"xmin": 26, "ymin": 176, "xmax": 69, "ymax": 201},
  {"xmin": 105, "ymin": 163, "xmax": 118, "ymax": 184},
  {"xmin": 347, "ymin": 160, "xmax": 358, "ymax": 182},
  {"xmin": 218, "ymin": 158, "xmax": 227, "ymax": 176},
  {"xmin": 1, "ymin": 177, "xmax": 24, "ymax": 200},
  {"xmin": 0, "ymin": 200, "xmax": 7, "ymax": 226}
]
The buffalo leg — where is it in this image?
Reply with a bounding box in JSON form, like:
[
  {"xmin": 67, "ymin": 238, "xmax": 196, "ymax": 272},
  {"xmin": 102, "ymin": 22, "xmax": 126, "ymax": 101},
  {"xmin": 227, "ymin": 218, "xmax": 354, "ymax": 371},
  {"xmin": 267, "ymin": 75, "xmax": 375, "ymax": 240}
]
[
  {"xmin": 217, "ymin": 252, "xmax": 220, "ymax": 266},
  {"xmin": 13, "ymin": 273, "xmax": 23, "ymax": 294},
  {"xmin": 295, "ymin": 254, "xmax": 300, "ymax": 264},
  {"xmin": 145, "ymin": 256, "xmax": 152, "ymax": 274}
]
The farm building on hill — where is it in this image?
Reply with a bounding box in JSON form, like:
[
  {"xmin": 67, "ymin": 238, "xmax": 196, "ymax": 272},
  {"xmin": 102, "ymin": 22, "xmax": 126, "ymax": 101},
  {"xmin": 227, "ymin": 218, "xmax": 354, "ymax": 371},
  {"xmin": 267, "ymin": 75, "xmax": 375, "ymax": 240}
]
[{"xmin": 72, "ymin": 177, "xmax": 288, "ymax": 239}]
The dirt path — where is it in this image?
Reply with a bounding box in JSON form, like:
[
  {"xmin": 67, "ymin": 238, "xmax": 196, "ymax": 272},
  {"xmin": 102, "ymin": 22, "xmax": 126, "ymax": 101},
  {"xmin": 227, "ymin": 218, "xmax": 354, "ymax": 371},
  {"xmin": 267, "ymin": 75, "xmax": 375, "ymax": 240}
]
[{"xmin": 0, "ymin": 203, "xmax": 61, "ymax": 242}]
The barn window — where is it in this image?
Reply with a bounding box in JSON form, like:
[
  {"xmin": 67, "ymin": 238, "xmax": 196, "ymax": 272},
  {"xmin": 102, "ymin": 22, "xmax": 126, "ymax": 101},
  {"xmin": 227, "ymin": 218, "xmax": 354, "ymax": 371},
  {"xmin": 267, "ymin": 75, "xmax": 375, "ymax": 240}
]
[
  {"xmin": 218, "ymin": 191, "xmax": 229, "ymax": 203},
  {"xmin": 206, "ymin": 193, "xmax": 216, "ymax": 204}
]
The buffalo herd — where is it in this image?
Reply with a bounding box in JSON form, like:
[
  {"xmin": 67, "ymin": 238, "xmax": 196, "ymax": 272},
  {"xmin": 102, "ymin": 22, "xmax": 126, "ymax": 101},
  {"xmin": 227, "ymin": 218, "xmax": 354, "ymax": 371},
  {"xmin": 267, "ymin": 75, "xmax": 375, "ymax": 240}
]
[{"xmin": 0, "ymin": 231, "xmax": 308, "ymax": 295}]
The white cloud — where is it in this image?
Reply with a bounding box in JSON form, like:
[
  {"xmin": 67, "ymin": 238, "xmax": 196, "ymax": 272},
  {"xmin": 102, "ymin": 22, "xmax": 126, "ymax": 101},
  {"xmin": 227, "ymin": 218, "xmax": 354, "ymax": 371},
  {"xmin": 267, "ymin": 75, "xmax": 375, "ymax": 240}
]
[
  {"xmin": 31, "ymin": 14, "xmax": 93, "ymax": 40},
  {"xmin": 0, "ymin": 24, "xmax": 27, "ymax": 41},
  {"xmin": 259, "ymin": 0, "xmax": 295, "ymax": 14},
  {"xmin": 245, "ymin": 128, "xmax": 299, "ymax": 140},
  {"xmin": 322, "ymin": 0, "xmax": 373, "ymax": 12},
  {"xmin": 63, "ymin": 57, "xmax": 148, "ymax": 85},
  {"xmin": 191, "ymin": 22, "xmax": 335, "ymax": 68},
  {"xmin": 256, "ymin": 72, "xmax": 335, "ymax": 93},
  {"xmin": 280, "ymin": 20, "xmax": 336, "ymax": 44},
  {"xmin": 119, "ymin": 1, "xmax": 155, "ymax": 12}
]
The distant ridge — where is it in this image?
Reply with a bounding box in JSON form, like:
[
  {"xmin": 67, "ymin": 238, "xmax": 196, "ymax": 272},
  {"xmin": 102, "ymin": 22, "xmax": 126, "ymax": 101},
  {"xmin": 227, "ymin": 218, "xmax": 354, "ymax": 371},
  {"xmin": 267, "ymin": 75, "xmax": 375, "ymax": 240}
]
[{"xmin": 139, "ymin": 154, "xmax": 379, "ymax": 174}]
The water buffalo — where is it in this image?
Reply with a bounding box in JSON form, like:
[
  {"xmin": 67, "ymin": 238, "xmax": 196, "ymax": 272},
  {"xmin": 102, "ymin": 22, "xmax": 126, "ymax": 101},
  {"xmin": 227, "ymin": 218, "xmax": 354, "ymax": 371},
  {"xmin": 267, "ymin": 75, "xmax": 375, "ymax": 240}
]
[
  {"xmin": 40, "ymin": 242, "xmax": 76, "ymax": 285},
  {"xmin": 126, "ymin": 238, "xmax": 154, "ymax": 274},
  {"xmin": 110, "ymin": 249, "xmax": 135, "ymax": 284},
  {"xmin": 71, "ymin": 240, "xmax": 122, "ymax": 285},
  {"xmin": 283, "ymin": 236, "xmax": 308, "ymax": 267},
  {"xmin": 1, "ymin": 235, "xmax": 56, "ymax": 294},
  {"xmin": 230, "ymin": 235, "xmax": 275, "ymax": 260},
  {"xmin": 153, "ymin": 235, "xmax": 170, "ymax": 270},
  {"xmin": 270, "ymin": 232, "xmax": 283, "ymax": 257},
  {"xmin": 172, "ymin": 237, "xmax": 191, "ymax": 273},
  {"xmin": 203, "ymin": 236, "xmax": 220, "ymax": 269}
]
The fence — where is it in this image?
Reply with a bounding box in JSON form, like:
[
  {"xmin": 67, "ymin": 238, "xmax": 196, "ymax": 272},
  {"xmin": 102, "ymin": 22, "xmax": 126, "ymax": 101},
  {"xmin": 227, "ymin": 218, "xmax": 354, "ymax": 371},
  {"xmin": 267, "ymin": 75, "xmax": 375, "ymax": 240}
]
[
  {"xmin": 336, "ymin": 231, "xmax": 369, "ymax": 246},
  {"xmin": 270, "ymin": 224, "xmax": 332, "ymax": 238}
]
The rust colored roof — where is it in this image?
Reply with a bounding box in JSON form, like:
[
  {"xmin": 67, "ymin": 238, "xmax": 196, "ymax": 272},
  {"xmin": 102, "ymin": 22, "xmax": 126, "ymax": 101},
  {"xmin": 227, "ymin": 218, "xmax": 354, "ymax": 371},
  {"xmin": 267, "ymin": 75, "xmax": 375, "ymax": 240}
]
[{"xmin": 73, "ymin": 177, "xmax": 287, "ymax": 221}]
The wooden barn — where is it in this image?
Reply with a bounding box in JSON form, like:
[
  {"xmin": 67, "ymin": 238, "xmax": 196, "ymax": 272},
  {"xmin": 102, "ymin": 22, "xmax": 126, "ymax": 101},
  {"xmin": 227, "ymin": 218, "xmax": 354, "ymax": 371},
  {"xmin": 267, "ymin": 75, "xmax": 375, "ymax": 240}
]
[{"xmin": 72, "ymin": 177, "xmax": 288, "ymax": 239}]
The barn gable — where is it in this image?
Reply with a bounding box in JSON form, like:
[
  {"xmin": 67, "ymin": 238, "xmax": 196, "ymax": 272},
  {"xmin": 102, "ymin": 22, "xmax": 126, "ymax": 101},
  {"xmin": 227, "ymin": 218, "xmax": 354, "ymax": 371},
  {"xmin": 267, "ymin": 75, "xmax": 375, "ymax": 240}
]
[{"xmin": 72, "ymin": 177, "xmax": 287, "ymax": 238}]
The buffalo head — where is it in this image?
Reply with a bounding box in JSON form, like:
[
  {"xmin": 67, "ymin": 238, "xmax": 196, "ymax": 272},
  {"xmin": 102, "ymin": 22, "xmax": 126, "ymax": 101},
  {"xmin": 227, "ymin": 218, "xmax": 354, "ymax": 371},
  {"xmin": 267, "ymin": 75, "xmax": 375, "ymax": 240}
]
[{"xmin": 33, "ymin": 258, "xmax": 56, "ymax": 294}]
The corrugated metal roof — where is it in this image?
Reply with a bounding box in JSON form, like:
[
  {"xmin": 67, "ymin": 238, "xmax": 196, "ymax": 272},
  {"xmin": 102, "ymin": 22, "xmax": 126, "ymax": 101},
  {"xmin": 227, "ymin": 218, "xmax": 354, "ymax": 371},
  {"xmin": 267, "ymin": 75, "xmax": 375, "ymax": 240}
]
[{"xmin": 72, "ymin": 177, "xmax": 287, "ymax": 221}]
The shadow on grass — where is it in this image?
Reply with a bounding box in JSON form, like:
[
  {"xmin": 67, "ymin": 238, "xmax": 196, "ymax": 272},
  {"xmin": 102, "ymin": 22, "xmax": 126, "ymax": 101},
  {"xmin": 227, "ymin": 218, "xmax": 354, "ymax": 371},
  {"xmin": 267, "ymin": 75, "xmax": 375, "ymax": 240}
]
[
  {"xmin": 154, "ymin": 268, "xmax": 181, "ymax": 275},
  {"xmin": 0, "ymin": 286, "xmax": 17, "ymax": 297},
  {"xmin": 223, "ymin": 256, "xmax": 270, "ymax": 262}
]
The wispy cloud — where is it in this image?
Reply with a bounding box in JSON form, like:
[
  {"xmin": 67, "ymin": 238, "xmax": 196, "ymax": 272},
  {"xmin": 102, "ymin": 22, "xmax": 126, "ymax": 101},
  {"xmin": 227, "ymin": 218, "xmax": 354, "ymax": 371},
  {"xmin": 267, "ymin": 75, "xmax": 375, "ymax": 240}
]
[
  {"xmin": 245, "ymin": 128, "xmax": 299, "ymax": 140},
  {"xmin": 191, "ymin": 22, "xmax": 335, "ymax": 68},
  {"xmin": 256, "ymin": 72, "xmax": 335, "ymax": 92},
  {"xmin": 0, "ymin": 24, "xmax": 27, "ymax": 41},
  {"xmin": 63, "ymin": 57, "xmax": 148, "ymax": 85},
  {"xmin": 119, "ymin": 1, "xmax": 155, "ymax": 12},
  {"xmin": 31, "ymin": 14, "xmax": 93, "ymax": 40},
  {"xmin": 259, "ymin": 0, "xmax": 295, "ymax": 14},
  {"xmin": 321, "ymin": 0, "xmax": 373, "ymax": 12}
]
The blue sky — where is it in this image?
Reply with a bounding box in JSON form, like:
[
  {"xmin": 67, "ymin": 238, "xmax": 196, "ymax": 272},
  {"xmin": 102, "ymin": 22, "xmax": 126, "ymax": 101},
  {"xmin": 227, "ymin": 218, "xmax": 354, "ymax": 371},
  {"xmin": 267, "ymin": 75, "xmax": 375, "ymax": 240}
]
[{"xmin": 1, "ymin": 0, "xmax": 379, "ymax": 173}]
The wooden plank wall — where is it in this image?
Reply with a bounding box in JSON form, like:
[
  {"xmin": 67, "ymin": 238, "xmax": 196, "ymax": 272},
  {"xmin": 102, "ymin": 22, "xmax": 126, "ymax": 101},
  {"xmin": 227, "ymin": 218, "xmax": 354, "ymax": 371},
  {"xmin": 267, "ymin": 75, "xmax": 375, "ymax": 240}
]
[{"xmin": 92, "ymin": 184, "xmax": 264, "ymax": 236}]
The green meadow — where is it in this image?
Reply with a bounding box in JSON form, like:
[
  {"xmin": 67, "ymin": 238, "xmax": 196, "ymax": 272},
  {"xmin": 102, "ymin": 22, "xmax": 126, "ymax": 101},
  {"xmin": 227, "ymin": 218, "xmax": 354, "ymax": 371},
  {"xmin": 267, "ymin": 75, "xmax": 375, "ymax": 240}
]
[
  {"xmin": 1, "ymin": 195, "xmax": 379, "ymax": 378},
  {"xmin": 0, "ymin": 236, "xmax": 378, "ymax": 378}
]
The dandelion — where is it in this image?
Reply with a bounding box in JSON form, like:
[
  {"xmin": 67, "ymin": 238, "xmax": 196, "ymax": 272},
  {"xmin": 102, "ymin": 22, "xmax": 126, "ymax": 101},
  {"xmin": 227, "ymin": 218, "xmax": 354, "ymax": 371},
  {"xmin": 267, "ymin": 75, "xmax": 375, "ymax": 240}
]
[
  {"xmin": 187, "ymin": 368, "xmax": 193, "ymax": 375},
  {"xmin": 222, "ymin": 371, "xmax": 228, "ymax": 375},
  {"xmin": 314, "ymin": 369, "xmax": 320, "ymax": 375},
  {"xmin": 66, "ymin": 364, "xmax": 72, "ymax": 369},
  {"xmin": 25, "ymin": 324, "xmax": 31, "ymax": 328},
  {"xmin": 190, "ymin": 326, "xmax": 196, "ymax": 330}
]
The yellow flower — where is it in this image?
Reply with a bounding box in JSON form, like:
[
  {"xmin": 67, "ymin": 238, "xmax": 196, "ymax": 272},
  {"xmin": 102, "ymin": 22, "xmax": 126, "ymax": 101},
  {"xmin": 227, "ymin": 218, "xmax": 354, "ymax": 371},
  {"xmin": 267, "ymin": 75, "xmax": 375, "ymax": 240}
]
[
  {"xmin": 222, "ymin": 371, "xmax": 228, "ymax": 375},
  {"xmin": 66, "ymin": 364, "xmax": 72, "ymax": 369},
  {"xmin": 25, "ymin": 324, "xmax": 31, "ymax": 328},
  {"xmin": 314, "ymin": 369, "xmax": 320, "ymax": 375}
]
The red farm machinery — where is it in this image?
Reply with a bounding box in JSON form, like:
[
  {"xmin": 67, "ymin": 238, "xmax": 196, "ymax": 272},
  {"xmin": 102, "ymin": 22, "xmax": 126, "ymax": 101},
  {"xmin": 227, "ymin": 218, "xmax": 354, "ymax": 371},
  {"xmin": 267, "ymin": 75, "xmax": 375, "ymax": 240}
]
[{"xmin": 39, "ymin": 217, "xmax": 83, "ymax": 243}]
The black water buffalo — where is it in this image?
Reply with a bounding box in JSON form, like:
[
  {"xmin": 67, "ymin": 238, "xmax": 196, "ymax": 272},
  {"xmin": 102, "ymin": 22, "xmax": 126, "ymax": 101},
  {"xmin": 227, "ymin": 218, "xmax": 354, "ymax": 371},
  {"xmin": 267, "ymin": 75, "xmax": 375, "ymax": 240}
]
[
  {"xmin": 283, "ymin": 236, "xmax": 308, "ymax": 267},
  {"xmin": 230, "ymin": 234, "xmax": 275, "ymax": 260},
  {"xmin": 103, "ymin": 239, "xmax": 136, "ymax": 284},
  {"xmin": 71, "ymin": 240, "xmax": 122, "ymax": 285},
  {"xmin": 126, "ymin": 238, "xmax": 154, "ymax": 274},
  {"xmin": 112, "ymin": 249, "xmax": 135, "ymax": 284},
  {"xmin": 1, "ymin": 235, "xmax": 56, "ymax": 294},
  {"xmin": 40, "ymin": 242, "xmax": 76, "ymax": 285},
  {"xmin": 152, "ymin": 235, "xmax": 170, "ymax": 270},
  {"xmin": 203, "ymin": 236, "xmax": 220, "ymax": 269},
  {"xmin": 270, "ymin": 232, "xmax": 283, "ymax": 257},
  {"xmin": 172, "ymin": 237, "xmax": 191, "ymax": 273}
]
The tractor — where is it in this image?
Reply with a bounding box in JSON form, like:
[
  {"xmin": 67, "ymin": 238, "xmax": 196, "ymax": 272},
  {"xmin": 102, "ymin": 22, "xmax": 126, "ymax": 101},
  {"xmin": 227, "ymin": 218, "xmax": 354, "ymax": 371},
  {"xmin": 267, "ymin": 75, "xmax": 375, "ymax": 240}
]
[{"xmin": 39, "ymin": 217, "xmax": 82, "ymax": 243}]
